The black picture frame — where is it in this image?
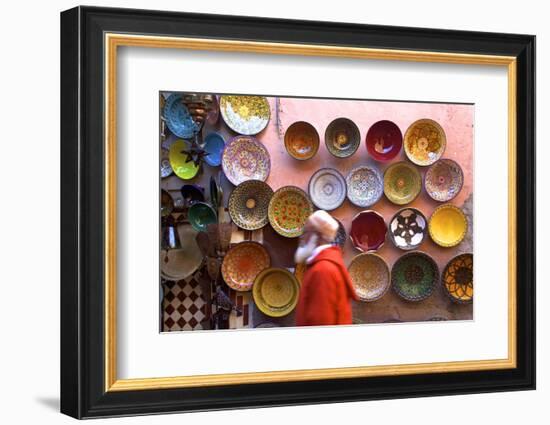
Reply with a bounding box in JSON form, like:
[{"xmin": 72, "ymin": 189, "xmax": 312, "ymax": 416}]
[{"xmin": 60, "ymin": 5, "xmax": 536, "ymax": 419}]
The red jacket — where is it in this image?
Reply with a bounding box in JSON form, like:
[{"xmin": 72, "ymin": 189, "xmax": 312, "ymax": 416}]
[{"xmin": 295, "ymin": 246, "xmax": 358, "ymax": 326}]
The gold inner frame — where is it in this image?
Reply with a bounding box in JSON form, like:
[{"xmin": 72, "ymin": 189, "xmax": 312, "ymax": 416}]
[{"xmin": 104, "ymin": 33, "xmax": 517, "ymax": 392}]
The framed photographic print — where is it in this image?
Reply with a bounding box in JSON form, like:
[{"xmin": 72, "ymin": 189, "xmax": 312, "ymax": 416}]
[{"xmin": 60, "ymin": 6, "xmax": 536, "ymax": 419}]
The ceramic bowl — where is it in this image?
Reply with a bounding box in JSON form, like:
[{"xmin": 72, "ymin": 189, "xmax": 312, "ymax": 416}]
[
  {"xmin": 348, "ymin": 253, "xmax": 391, "ymax": 302},
  {"xmin": 163, "ymin": 93, "xmax": 200, "ymax": 139},
  {"xmin": 365, "ymin": 120, "xmax": 403, "ymax": 161},
  {"xmin": 209, "ymin": 176, "xmax": 220, "ymax": 212},
  {"xmin": 187, "ymin": 202, "xmax": 217, "ymax": 232},
  {"xmin": 221, "ymin": 135, "xmax": 271, "ymax": 185},
  {"xmin": 160, "ymin": 224, "xmax": 203, "ymax": 280},
  {"xmin": 441, "ymin": 253, "xmax": 473, "ymax": 303},
  {"xmin": 203, "ymin": 132, "xmax": 225, "ymax": 167},
  {"xmin": 383, "ymin": 161, "xmax": 422, "ymax": 205},
  {"xmin": 161, "ymin": 190, "xmax": 174, "ymax": 217},
  {"xmin": 252, "ymin": 268, "xmax": 300, "ymax": 317},
  {"xmin": 221, "ymin": 241, "xmax": 271, "ymax": 291},
  {"xmin": 325, "ymin": 117, "xmax": 361, "ymax": 158},
  {"xmin": 268, "ymin": 186, "xmax": 313, "ymax": 238},
  {"xmin": 160, "ymin": 148, "xmax": 173, "ymax": 178},
  {"xmin": 428, "ymin": 204, "xmax": 468, "ymax": 247},
  {"xmin": 388, "ymin": 207, "xmax": 427, "ymax": 250},
  {"xmin": 345, "ymin": 165, "xmax": 384, "ymax": 207},
  {"xmin": 220, "ymin": 95, "xmax": 270, "ymax": 135},
  {"xmin": 424, "ymin": 158, "xmax": 464, "ymax": 202},
  {"xmin": 404, "ymin": 118, "xmax": 447, "ymax": 166},
  {"xmin": 350, "ymin": 210, "xmax": 386, "ymax": 252},
  {"xmin": 391, "ymin": 251, "xmax": 439, "ymax": 302},
  {"xmin": 308, "ymin": 168, "xmax": 346, "ymax": 211},
  {"xmin": 169, "ymin": 139, "xmax": 200, "ymax": 180},
  {"xmin": 284, "ymin": 121, "xmax": 320, "ymax": 160},
  {"xmin": 180, "ymin": 184, "xmax": 205, "ymax": 206},
  {"xmin": 228, "ymin": 180, "xmax": 274, "ymax": 230}
]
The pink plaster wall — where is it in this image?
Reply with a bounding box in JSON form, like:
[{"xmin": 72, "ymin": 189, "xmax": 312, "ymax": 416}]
[{"xmin": 254, "ymin": 96, "xmax": 474, "ymax": 323}]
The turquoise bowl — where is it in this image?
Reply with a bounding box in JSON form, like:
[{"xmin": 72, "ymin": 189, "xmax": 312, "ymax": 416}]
[{"xmin": 188, "ymin": 202, "xmax": 217, "ymax": 232}]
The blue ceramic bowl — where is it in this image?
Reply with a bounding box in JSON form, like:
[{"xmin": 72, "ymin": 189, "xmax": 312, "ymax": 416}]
[
  {"xmin": 203, "ymin": 132, "xmax": 225, "ymax": 167},
  {"xmin": 163, "ymin": 93, "xmax": 199, "ymax": 139},
  {"xmin": 180, "ymin": 184, "xmax": 205, "ymax": 206}
]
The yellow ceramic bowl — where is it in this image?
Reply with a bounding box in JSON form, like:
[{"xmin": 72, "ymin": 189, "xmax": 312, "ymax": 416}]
[
  {"xmin": 428, "ymin": 204, "xmax": 468, "ymax": 247},
  {"xmin": 404, "ymin": 119, "xmax": 447, "ymax": 166},
  {"xmin": 383, "ymin": 161, "xmax": 422, "ymax": 205},
  {"xmin": 253, "ymin": 268, "xmax": 299, "ymax": 317},
  {"xmin": 169, "ymin": 140, "xmax": 200, "ymax": 180}
]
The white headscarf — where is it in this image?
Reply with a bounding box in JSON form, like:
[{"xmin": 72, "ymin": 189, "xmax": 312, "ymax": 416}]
[{"xmin": 307, "ymin": 210, "xmax": 338, "ymax": 243}]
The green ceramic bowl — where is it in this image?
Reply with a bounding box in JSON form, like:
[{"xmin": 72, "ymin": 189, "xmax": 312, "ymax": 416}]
[
  {"xmin": 188, "ymin": 202, "xmax": 217, "ymax": 232},
  {"xmin": 324, "ymin": 118, "xmax": 361, "ymax": 158},
  {"xmin": 391, "ymin": 251, "xmax": 439, "ymax": 302}
]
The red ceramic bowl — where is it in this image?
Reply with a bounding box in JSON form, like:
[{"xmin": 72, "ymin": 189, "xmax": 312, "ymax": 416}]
[
  {"xmin": 365, "ymin": 120, "xmax": 403, "ymax": 161},
  {"xmin": 350, "ymin": 210, "xmax": 387, "ymax": 252}
]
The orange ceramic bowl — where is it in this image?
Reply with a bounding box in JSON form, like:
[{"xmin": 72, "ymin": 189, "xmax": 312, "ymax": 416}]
[{"xmin": 284, "ymin": 121, "xmax": 320, "ymax": 160}]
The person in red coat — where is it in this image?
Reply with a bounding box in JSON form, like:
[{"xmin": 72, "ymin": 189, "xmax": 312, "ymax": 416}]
[{"xmin": 294, "ymin": 210, "xmax": 358, "ymax": 326}]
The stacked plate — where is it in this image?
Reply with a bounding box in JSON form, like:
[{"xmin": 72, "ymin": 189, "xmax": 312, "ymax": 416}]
[{"xmin": 253, "ymin": 268, "xmax": 300, "ymax": 317}]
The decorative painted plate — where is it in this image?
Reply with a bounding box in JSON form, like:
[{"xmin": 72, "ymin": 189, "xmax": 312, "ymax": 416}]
[
  {"xmin": 220, "ymin": 95, "xmax": 270, "ymax": 135},
  {"xmin": 348, "ymin": 253, "xmax": 391, "ymax": 302},
  {"xmin": 428, "ymin": 204, "xmax": 468, "ymax": 247},
  {"xmin": 169, "ymin": 139, "xmax": 200, "ymax": 180},
  {"xmin": 160, "ymin": 224, "xmax": 203, "ymax": 280},
  {"xmin": 221, "ymin": 241, "xmax": 271, "ymax": 291},
  {"xmin": 404, "ymin": 118, "xmax": 447, "ymax": 166},
  {"xmin": 384, "ymin": 161, "xmax": 422, "ymax": 205},
  {"xmin": 425, "ymin": 158, "xmax": 464, "ymax": 202},
  {"xmin": 221, "ymin": 135, "xmax": 271, "ymax": 185},
  {"xmin": 268, "ymin": 186, "xmax": 313, "ymax": 238},
  {"xmin": 188, "ymin": 202, "xmax": 217, "ymax": 232},
  {"xmin": 160, "ymin": 148, "xmax": 173, "ymax": 178},
  {"xmin": 203, "ymin": 132, "xmax": 225, "ymax": 167},
  {"xmin": 345, "ymin": 165, "xmax": 383, "ymax": 207},
  {"xmin": 163, "ymin": 93, "xmax": 200, "ymax": 139},
  {"xmin": 391, "ymin": 251, "xmax": 439, "ymax": 302},
  {"xmin": 325, "ymin": 118, "xmax": 361, "ymax": 158},
  {"xmin": 388, "ymin": 208, "xmax": 427, "ymax": 250},
  {"xmin": 333, "ymin": 218, "xmax": 347, "ymax": 249},
  {"xmin": 308, "ymin": 168, "xmax": 346, "ymax": 211},
  {"xmin": 284, "ymin": 121, "xmax": 320, "ymax": 160},
  {"xmin": 228, "ymin": 180, "xmax": 274, "ymax": 230},
  {"xmin": 365, "ymin": 120, "xmax": 403, "ymax": 161},
  {"xmin": 253, "ymin": 268, "xmax": 300, "ymax": 317},
  {"xmin": 442, "ymin": 253, "xmax": 473, "ymax": 303},
  {"xmin": 350, "ymin": 210, "xmax": 387, "ymax": 252}
]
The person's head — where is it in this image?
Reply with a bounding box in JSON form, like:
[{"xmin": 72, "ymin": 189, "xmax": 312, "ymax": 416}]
[{"xmin": 294, "ymin": 210, "xmax": 338, "ymax": 263}]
